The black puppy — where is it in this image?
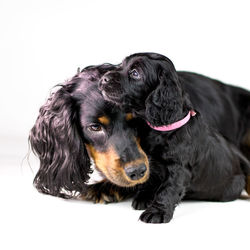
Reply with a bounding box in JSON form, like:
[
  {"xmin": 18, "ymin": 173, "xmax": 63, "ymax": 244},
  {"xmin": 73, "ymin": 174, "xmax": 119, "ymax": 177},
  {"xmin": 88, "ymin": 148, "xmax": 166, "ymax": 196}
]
[
  {"xmin": 100, "ymin": 52, "xmax": 250, "ymax": 223},
  {"xmin": 29, "ymin": 64, "xmax": 150, "ymax": 202}
]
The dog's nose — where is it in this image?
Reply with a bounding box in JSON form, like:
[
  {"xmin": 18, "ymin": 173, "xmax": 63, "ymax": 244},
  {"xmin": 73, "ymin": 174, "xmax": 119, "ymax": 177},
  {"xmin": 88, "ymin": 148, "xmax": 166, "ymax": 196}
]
[
  {"xmin": 124, "ymin": 164, "xmax": 147, "ymax": 180},
  {"xmin": 100, "ymin": 75, "xmax": 110, "ymax": 85},
  {"xmin": 99, "ymin": 75, "xmax": 110, "ymax": 90},
  {"xmin": 102, "ymin": 75, "xmax": 110, "ymax": 83}
]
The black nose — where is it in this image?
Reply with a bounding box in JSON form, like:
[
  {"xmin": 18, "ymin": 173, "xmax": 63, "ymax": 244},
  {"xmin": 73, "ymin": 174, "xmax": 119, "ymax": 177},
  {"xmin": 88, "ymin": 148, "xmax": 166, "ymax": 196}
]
[
  {"xmin": 102, "ymin": 75, "xmax": 110, "ymax": 83},
  {"xmin": 100, "ymin": 75, "xmax": 110, "ymax": 85},
  {"xmin": 99, "ymin": 75, "xmax": 110, "ymax": 90},
  {"xmin": 124, "ymin": 164, "xmax": 147, "ymax": 180}
]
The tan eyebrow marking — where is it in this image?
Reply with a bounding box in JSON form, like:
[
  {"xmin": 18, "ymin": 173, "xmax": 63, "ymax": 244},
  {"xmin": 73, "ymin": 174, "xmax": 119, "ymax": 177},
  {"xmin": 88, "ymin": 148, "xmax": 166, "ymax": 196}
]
[
  {"xmin": 98, "ymin": 116, "xmax": 110, "ymax": 125},
  {"xmin": 125, "ymin": 113, "xmax": 133, "ymax": 121}
]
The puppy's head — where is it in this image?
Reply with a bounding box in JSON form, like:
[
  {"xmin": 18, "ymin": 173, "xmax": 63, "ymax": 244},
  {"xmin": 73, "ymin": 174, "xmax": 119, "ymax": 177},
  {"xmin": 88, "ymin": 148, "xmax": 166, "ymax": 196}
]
[
  {"xmin": 29, "ymin": 64, "xmax": 149, "ymax": 198},
  {"xmin": 99, "ymin": 53, "xmax": 186, "ymax": 125}
]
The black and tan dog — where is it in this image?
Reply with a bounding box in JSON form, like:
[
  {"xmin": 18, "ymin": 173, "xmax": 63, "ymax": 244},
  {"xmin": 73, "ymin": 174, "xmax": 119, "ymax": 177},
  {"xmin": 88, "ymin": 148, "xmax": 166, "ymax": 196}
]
[
  {"xmin": 100, "ymin": 52, "xmax": 250, "ymax": 223},
  {"xmin": 29, "ymin": 64, "xmax": 150, "ymax": 202}
]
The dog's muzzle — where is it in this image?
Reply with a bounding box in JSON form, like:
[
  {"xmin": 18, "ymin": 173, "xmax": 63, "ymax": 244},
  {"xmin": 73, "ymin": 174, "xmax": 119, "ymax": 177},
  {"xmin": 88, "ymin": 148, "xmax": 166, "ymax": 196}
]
[{"xmin": 124, "ymin": 164, "xmax": 147, "ymax": 180}]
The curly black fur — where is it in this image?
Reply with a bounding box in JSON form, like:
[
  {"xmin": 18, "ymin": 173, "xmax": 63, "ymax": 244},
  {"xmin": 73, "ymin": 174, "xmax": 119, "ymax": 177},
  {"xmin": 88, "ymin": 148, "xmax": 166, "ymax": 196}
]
[
  {"xmin": 29, "ymin": 63, "xmax": 149, "ymax": 199},
  {"xmin": 100, "ymin": 52, "xmax": 250, "ymax": 223},
  {"xmin": 29, "ymin": 78, "xmax": 91, "ymax": 197}
]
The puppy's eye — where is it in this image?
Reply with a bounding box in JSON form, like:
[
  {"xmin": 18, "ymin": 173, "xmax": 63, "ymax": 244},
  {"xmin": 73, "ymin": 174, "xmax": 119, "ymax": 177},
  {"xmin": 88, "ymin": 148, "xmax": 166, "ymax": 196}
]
[
  {"xmin": 88, "ymin": 124, "xmax": 103, "ymax": 132},
  {"xmin": 129, "ymin": 69, "xmax": 141, "ymax": 80}
]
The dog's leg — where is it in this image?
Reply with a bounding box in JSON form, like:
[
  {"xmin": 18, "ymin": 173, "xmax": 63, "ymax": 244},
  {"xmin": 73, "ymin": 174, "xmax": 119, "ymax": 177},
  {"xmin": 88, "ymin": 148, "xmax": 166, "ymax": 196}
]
[
  {"xmin": 80, "ymin": 183, "xmax": 132, "ymax": 204},
  {"xmin": 132, "ymin": 163, "xmax": 169, "ymax": 210},
  {"xmin": 139, "ymin": 164, "xmax": 191, "ymax": 223},
  {"xmin": 132, "ymin": 189, "xmax": 155, "ymax": 210},
  {"xmin": 220, "ymin": 174, "xmax": 245, "ymax": 201}
]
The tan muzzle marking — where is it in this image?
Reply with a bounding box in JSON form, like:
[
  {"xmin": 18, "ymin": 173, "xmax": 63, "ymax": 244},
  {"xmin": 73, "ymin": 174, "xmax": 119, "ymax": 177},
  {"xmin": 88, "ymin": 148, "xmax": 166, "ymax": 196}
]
[{"xmin": 85, "ymin": 143, "xmax": 149, "ymax": 187}]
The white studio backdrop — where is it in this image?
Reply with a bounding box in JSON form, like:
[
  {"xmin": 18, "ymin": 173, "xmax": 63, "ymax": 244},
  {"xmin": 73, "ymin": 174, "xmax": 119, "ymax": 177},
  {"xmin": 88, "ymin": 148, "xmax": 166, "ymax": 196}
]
[
  {"xmin": 0, "ymin": 1, "xmax": 250, "ymax": 250},
  {"xmin": 0, "ymin": 0, "xmax": 250, "ymax": 139}
]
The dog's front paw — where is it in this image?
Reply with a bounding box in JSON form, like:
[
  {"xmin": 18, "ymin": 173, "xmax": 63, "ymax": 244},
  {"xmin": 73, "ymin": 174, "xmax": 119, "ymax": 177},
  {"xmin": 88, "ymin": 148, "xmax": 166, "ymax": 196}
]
[
  {"xmin": 139, "ymin": 207, "xmax": 173, "ymax": 223},
  {"xmin": 132, "ymin": 197, "xmax": 152, "ymax": 210},
  {"xmin": 80, "ymin": 188, "xmax": 124, "ymax": 204}
]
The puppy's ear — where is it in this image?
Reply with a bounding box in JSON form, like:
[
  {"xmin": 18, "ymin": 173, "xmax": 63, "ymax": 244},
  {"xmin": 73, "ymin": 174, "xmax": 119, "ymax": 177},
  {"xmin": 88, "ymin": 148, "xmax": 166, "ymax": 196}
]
[
  {"xmin": 29, "ymin": 84, "xmax": 90, "ymax": 198},
  {"xmin": 145, "ymin": 63, "xmax": 184, "ymax": 126}
]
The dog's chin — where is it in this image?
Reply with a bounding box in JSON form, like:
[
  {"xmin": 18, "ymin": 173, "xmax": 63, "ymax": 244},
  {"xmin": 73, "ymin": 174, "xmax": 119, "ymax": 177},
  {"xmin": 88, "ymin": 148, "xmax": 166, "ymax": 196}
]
[
  {"xmin": 101, "ymin": 91, "xmax": 122, "ymax": 106},
  {"xmin": 85, "ymin": 157, "xmax": 106, "ymax": 185}
]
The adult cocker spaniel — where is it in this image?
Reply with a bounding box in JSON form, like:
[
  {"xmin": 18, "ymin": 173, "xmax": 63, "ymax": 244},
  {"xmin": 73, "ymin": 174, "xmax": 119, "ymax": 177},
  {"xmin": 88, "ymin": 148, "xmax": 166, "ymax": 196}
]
[
  {"xmin": 99, "ymin": 52, "xmax": 250, "ymax": 223},
  {"xmin": 29, "ymin": 64, "xmax": 151, "ymax": 202}
]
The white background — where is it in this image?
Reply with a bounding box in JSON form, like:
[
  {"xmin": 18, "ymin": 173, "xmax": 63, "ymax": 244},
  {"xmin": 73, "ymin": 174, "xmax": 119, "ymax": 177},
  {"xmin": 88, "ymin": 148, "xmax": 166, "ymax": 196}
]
[{"xmin": 0, "ymin": 0, "xmax": 250, "ymax": 249}]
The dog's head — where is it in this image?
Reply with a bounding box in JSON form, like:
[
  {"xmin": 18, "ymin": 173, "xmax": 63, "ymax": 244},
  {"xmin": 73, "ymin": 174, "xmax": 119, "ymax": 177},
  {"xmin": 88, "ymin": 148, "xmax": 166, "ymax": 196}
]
[
  {"xmin": 99, "ymin": 53, "xmax": 189, "ymax": 125},
  {"xmin": 29, "ymin": 64, "xmax": 149, "ymax": 198}
]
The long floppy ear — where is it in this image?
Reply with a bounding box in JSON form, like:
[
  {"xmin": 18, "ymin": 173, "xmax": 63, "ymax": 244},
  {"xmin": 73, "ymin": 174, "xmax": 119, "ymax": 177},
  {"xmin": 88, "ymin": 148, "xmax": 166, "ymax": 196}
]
[
  {"xmin": 29, "ymin": 84, "xmax": 90, "ymax": 198},
  {"xmin": 145, "ymin": 64, "xmax": 185, "ymax": 126}
]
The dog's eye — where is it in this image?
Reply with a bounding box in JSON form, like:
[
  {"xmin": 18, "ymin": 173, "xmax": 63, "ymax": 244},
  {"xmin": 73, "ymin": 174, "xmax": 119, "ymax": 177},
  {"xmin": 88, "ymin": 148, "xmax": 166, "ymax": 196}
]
[
  {"xmin": 129, "ymin": 69, "xmax": 141, "ymax": 80},
  {"xmin": 88, "ymin": 124, "xmax": 103, "ymax": 132}
]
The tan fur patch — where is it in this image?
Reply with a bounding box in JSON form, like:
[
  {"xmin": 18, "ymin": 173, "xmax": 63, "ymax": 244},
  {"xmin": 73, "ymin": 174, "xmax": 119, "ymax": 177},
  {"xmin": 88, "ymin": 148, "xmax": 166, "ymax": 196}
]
[
  {"xmin": 80, "ymin": 188, "xmax": 125, "ymax": 204},
  {"xmin": 85, "ymin": 142, "xmax": 149, "ymax": 187},
  {"xmin": 86, "ymin": 144, "xmax": 120, "ymax": 181},
  {"xmin": 125, "ymin": 113, "xmax": 133, "ymax": 121},
  {"xmin": 98, "ymin": 116, "xmax": 110, "ymax": 125},
  {"xmin": 113, "ymin": 191, "xmax": 124, "ymax": 202},
  {"xmin": 123, "ymin": 158, "xmax": 147, "ymax": 168}
]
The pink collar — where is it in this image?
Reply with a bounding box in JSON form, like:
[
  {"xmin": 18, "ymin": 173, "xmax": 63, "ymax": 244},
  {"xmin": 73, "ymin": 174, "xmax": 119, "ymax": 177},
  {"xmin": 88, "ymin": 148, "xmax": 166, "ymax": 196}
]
[{"xmin": 147, "ymin": 110, "xmax": 196, "ymax": 132}]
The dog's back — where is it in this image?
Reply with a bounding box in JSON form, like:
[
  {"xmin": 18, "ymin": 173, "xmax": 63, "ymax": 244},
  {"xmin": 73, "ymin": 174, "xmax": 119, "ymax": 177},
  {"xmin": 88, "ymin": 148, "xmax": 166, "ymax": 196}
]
[{"xmin": 179, "ymin": 71, "xmax": 250, "ymax": 145}]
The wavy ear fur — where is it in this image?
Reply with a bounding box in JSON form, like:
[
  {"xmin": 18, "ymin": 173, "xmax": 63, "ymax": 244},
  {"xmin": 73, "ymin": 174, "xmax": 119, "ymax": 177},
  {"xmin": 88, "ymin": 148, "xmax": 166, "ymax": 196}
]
[
  {"xmin": 29, "ymin": 84, "xmax": 90, "ymax": 198},
  {"xmin": 145, "ymin": 66, "xmax": 185, "ymax": 126}
]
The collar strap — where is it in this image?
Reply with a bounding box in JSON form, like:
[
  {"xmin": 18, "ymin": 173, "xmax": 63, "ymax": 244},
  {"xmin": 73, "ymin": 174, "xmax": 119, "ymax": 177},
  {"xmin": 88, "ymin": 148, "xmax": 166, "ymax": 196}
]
[{"xmin": 147, "ymin": 110, "xmax": 196, "ymax": 132}]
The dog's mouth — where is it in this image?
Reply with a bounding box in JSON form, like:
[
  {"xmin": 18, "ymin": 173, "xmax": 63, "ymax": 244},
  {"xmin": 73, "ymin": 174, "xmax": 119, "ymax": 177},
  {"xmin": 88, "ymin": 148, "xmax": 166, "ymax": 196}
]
[
  {"xmin": 85, "ymin": 144, "xmax": 149, "ymax": 187},
  {"xmin": 101, "ymin": 90, "xmax": 122, "ymax": 105}
]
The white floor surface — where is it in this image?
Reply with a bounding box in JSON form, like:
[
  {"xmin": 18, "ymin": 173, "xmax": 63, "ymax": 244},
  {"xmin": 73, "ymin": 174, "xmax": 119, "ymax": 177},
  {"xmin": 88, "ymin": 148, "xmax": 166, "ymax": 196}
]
[{"xmin": 0, "ymin": 136, "xmax": 249, "ymax": 250}]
